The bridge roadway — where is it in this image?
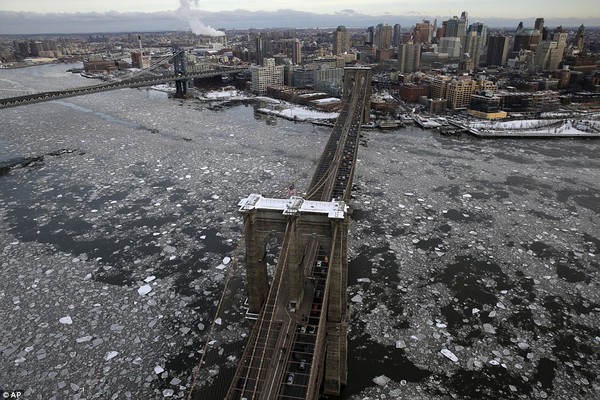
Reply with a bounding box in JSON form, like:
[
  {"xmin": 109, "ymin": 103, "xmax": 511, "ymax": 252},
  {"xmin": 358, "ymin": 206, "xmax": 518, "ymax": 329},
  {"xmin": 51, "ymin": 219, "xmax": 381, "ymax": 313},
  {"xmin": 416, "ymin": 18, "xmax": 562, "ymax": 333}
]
[
  {"xmin": 0, "ymin": 67, "xmax": 248, "ymax": 109},
  {"xmin": 222, "ymin": 68, "xmax": 371, "ymax": 400}
]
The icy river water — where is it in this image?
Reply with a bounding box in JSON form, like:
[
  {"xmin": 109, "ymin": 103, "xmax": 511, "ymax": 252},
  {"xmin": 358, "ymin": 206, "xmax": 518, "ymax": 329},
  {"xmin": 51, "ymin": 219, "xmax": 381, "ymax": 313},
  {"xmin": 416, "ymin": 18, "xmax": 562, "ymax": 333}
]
[{"xmin": 1, "ymin": 64, "xmax": 599, "ymax": 400}]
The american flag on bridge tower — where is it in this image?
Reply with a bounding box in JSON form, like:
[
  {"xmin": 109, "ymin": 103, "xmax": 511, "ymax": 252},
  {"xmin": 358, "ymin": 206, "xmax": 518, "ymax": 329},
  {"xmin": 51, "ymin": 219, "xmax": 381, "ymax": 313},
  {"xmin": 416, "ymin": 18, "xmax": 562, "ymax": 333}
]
[{"xmin": 287, "ymin": 183, "xmax": 295, "ymax": 197}]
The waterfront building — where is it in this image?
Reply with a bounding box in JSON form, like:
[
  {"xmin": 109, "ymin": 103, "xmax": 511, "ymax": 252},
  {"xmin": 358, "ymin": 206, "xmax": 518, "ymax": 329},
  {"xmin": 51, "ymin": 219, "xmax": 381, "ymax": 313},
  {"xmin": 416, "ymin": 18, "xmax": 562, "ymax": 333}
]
[
  {"xmin": 251, "ymin": 58, "xmax": 284, "ymax": 95},
  {"xmin": 430, "ymin": 76, "xmax": 453, "ymax": 100}
]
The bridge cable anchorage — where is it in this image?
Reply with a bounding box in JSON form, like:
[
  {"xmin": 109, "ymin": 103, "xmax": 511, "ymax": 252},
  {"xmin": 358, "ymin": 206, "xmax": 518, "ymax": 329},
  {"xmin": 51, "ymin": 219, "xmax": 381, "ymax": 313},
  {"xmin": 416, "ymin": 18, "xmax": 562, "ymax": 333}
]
[{"xmin": 186, "ymin": 221, "xmax": 248, "ymax": 400}]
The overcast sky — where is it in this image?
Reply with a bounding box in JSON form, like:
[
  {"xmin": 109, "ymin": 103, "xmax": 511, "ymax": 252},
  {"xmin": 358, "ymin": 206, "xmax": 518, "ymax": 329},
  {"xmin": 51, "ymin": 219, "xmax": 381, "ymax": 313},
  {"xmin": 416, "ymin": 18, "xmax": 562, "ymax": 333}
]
[{"xmin": 0, "ymin": 0, "xmax": 598, "ymax": 34}]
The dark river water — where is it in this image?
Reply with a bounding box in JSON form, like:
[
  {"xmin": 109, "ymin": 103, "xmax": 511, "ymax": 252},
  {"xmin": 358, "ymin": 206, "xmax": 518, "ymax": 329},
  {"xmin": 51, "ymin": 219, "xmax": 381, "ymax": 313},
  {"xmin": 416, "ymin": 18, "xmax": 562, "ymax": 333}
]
[{"xmin": 0, "ymin": 64, "xmax": 598, "ymax": 400}]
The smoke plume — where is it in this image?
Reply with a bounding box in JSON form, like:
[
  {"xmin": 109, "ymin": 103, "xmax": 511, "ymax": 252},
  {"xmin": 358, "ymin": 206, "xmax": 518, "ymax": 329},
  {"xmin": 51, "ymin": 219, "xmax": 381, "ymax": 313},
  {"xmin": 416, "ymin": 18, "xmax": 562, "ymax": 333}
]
[{"xmin": 177, "ymin": 0, "xmax": 224, "ymax": 36}]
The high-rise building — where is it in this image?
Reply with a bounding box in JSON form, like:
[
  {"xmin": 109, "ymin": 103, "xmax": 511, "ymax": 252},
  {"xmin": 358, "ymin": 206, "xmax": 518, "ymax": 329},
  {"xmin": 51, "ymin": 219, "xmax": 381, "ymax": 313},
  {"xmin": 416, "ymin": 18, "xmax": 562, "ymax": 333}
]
[
  {"xmin": 444, "ymin": 12, "xmax": 468, "ymax": 59},
  {"xmin": 574, "ymin": 24, "xmax": 586, "ymax": 52},
  {"xmin": 333, "ymin": 26, "xmax": 350, "ymax": 55},
  {"xmin": 251, "ymin": 58, "xmax": 284, "ymax": 95},
  {"xmin": 486, "ymin": 35, "xmax": 510, "ymax": 66},
  {"xmin": 255, "ymin": 34, "xmax": 267, "ymax": 65},
  {"xmin": 366, "ymin": 26, "xmax": 375, "ymax": 45},
  {"xmin": 534, "ymin": 18, "xmax": 545, "ymax": 32},
  {"xmin": 534, "ymin": 30, "xmax": 567, "ymax": 71},
  {"xmin": 465, "ymin": 22, "xmax": 487, "ymax": 67},
  {"xmin": 413, "ymin": 21, "xmax": 431, "ymax": 44},
  {"xmin": 375, "ymin": 23, "xmax": 393, "ymax": 49},
  {"xmin": 393, "ymin": 24, "xmax": 402, "ymax": 47},
  {"xmin": 292, "ymin": 39, "xmax": 302, "ymax": 65},
  {"xmin": 398, "ymin": 41, "xmax": 421, "ymax": 73},
  {"xmin": 438, "ymin": 37, "xmax": 462, "ymax": 59},
  {"xmin": 446, "ymin": 78, "xmax": 478, "ymax": 109}
]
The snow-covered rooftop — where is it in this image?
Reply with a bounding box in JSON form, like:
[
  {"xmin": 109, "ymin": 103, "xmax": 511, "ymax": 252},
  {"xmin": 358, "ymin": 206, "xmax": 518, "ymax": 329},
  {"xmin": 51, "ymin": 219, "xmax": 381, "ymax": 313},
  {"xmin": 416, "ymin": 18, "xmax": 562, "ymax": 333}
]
[{"xmin": 238, "ymin": 194, "xmax": 347, "ymax": 219}]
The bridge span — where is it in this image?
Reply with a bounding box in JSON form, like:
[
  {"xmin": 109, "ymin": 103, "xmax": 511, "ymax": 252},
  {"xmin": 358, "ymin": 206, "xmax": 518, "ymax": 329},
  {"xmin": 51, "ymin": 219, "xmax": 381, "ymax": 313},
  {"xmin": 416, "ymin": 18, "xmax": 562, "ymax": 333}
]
[
  {"xmin": 192, "ymin": 67, "xmax": 372, "ymax": 400},
  {"xmin": 0, "ymin": 51, "xmax": 248, "ymax": 109}
]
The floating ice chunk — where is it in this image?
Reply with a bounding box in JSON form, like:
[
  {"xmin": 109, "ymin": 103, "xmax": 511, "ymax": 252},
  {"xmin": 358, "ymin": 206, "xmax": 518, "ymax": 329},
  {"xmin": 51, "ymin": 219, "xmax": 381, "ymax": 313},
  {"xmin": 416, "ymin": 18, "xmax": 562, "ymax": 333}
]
[
  {"xmin": 211, "ymin": 194, "xmax": 220, "ymax": 200},
  {"xmin": 170, "ymin": 377, "xmax": 182, "ymax": 385},
  {"xmin": 138, "ymin": 285, "xmax": 152, "ymax": 295},
  {"xmin": 462, "ymin": 194, "xmax": 472, "ymax": 199},
  {"xmin": 472, "ymin": 308, "xmax": 480, "ymax": 315},
  {"xmin": 441, "ymin": 348, "xmax": 458, "ymax": 362},
  {"xmin": 216, "ymin": 264, "xmax": 227, "ymax": 270},
  {"xmin": 436, "ymin": 323, "xmax": 447, "ymax": 328},
  {"xmin": 483, "ymin": 323, "xmax": 496, "ymax": 334},
  {"xmin": 154, "ymin": 365, "xmax": 165, "ymax": 374},
  {"xmin": 517, "ymin": 342, "xmax": 530, "ymax": 350},
  {"xmin": 215, "ymin": 318, "xmax": 222, "ymax": 325},
  {"xmin": 164, "ymin": 245, "xmax": 176, "ymax": 254},
  {"xmin": 198, "ymin": 323, "xmax": 205, "ymax": 331},
  {"xmin": 76, "ymin": 335, "xmax": 93, "ymax": 343},
  {"xmin": 104, "ymin": 351, "xmax": 119, "ymax": 361},
  {"xmin": 404, "ymin": 192, "xmax": 414, "ymax": 197},
  {"xmin": 396, "ymin": 339, "xmax": 406, "ymax": 349},
  {"xmin": 180, "ymin": 327, "xmax": 191, "ymax": 335},
  {"xmin": 357, "ymin": 278, "xmax": 371, "ymax": 283},
  {"xmin": 223, "ymin": 256, "xmax": 231, "ymax": 265},
  {"xmin": 144, "ymin": 276, "xmax": 156, "ymax": 283},
  {"xmin": 59, "ymin": 316, "xmax": 73, "ymax": 325},
  {"xmin": 351, "ymin": 294, "xmax": 363, "ymax": 303},
  {"xmin": 372, "ymin": 375, "xmax": 391, "ymax": 386},
  {"xmin": 163, "ymin": 389, "xmax": 174, "ymax": 397}
]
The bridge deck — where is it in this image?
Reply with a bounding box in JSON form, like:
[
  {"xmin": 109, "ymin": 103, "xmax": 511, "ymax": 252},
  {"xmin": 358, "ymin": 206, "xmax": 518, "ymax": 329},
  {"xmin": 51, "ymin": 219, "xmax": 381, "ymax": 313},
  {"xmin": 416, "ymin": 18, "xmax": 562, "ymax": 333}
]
[
  {"xmin": 0, "ymin": 67, "xmax": 248, "ymax": 109},
  {"xmin": 222, "ymin": 68, "xmax": 372, "ymax": 400}
]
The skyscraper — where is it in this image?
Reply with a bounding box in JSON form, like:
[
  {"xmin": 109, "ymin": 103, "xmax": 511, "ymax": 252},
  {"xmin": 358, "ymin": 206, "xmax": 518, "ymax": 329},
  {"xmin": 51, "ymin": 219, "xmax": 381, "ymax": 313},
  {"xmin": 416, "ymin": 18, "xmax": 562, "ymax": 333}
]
[
  {"xmin": 486, "ymin": 35, "xmax": 510, "ymax": 66},
  {"xmin": 333, "ymin": 26, "xmax": 350, "ymax": 55},
  {"xmin": 534, "ymin": 18, "xmax": 545, "ymax": 31},
  {"xmin": 255, "ymin": 34, "xmax": 266, "ymax": 65},
  {"xmin": 398, "ymin": 41, "xmax": 421, "ymax": 73},
  {"xmin": 444, "ymin": 12, "xmax": 468, "ymax": 59},
  {"xmin": 465, "ymin": 22, "xmax": 487, "ymax": 67},
  {"xmin": 534, "ymin": 31, "xmax": 568, "ymax": 71},
  {"xmin": 292, "ymin": 39, "xmax": 302, "ymax": 65},
  {"xmin": 375, "ymin": 23, "xmax": 393, "ymax": 49},
  {"xmin": 413, "ymin": 21, "xmax": 431, "ymax": 44},
  {"xmin": 393, "ymin": 24, "xmax": 402, "ymax": 47}
]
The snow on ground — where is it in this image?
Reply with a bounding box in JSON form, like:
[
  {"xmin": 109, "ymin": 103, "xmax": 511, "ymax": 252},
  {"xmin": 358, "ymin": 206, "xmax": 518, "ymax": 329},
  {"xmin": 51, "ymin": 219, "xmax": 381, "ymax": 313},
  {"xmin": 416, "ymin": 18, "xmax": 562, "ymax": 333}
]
[
  {"xmin": 257, "ymin": 106, "xmax": 338, "ymax": 121},
  {"xmin": 469, "ymin": 118, "xmax": 600, "ymax": 136}
]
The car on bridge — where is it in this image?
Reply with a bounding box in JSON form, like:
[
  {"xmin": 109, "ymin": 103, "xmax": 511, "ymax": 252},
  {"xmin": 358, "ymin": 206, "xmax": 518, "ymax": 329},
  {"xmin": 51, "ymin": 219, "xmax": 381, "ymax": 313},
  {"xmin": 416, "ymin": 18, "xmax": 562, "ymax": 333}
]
[{"xmin": 286, "ymin": 373, "xmax": 295, "ymax": 385}]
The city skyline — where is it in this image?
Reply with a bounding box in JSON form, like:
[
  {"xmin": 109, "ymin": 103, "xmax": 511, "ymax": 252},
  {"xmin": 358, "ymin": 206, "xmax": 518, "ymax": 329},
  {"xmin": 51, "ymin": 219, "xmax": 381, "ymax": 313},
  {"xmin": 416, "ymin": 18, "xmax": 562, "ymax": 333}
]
[{"xmin": 0, "ymin": 0, "xmax": 599, "ymax": 35}]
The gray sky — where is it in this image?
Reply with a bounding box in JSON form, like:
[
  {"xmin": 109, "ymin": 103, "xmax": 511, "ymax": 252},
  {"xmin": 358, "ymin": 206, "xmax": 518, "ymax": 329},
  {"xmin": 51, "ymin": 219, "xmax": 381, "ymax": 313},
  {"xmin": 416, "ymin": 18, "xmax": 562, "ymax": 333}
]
[{"xmin": 0, "ymin": 0, "xmax": 598, "ymax": 34}]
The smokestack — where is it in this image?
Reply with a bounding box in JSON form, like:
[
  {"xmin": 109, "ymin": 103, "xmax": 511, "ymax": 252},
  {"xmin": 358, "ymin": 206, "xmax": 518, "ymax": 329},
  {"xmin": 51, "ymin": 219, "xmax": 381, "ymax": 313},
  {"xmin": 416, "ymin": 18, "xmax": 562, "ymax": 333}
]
[{"xmin": 138, "ymin": 35, "xmax": 142, "ymax": 54}]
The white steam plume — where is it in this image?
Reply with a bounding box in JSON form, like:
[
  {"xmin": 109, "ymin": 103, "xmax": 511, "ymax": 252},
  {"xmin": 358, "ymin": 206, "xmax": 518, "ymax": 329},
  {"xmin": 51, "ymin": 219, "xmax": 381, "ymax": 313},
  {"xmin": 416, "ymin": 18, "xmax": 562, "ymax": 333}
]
[{"xmin": 177, "ymin": 0, "xmax": 224, "ymax": 37}]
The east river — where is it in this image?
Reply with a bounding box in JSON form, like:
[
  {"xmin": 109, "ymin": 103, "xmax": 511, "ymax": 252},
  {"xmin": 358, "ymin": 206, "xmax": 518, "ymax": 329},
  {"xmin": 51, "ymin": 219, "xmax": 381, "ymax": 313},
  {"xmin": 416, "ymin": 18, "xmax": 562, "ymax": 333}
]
[{"xmin": 0, "ymin": 64, "xmax": 599, "ymax": 399}]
